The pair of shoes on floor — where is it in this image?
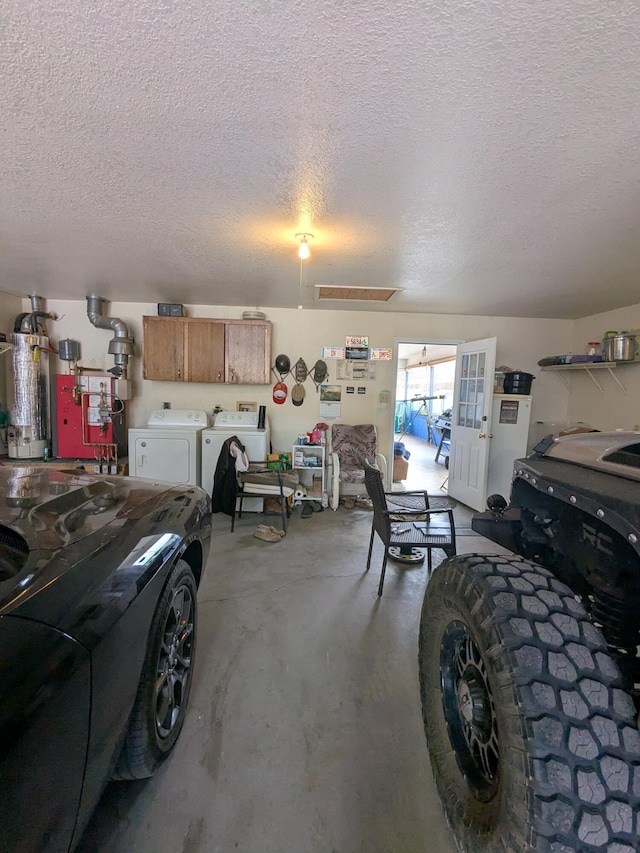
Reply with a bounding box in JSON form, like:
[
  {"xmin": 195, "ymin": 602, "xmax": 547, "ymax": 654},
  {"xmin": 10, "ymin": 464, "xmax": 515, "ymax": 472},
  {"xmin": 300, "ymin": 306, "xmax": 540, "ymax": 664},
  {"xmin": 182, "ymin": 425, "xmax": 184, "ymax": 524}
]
[
  {"xmin": 342, "ymin": 497, "xmax": 356, "ymax": 509},
  {"xmin": 254, "ymin": 524, "xmax": 286, "ymax": 542},
  {"xmin": 355, "ymin": 496, "xmax": 373, "ymax": 510},
  {"xmin": 301, "ymin": 501, "xmax": 323, "ymax": 517}
]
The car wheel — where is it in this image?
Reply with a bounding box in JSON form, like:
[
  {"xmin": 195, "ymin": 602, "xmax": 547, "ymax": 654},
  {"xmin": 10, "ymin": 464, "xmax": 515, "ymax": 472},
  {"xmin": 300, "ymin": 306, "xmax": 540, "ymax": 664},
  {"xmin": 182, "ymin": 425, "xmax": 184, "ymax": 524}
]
[
  {"xmin": 113, "ymin": 559, "xmax": 198, "ymax": 780},
  {"xmin": 419, "ymin": 554, "xmax": 640, "ymax": 852}
]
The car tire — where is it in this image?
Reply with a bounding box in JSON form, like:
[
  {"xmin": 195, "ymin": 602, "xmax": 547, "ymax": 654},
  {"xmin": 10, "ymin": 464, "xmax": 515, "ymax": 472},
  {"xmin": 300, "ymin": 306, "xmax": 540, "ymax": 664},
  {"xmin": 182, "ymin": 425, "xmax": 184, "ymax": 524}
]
[
  {"xmin": 112, "ymin": 559, "xmax": 198, "ymax": 780},
  {"xmin": 419, "ymin": 554, "xmax": 640, "ymax": 852}
]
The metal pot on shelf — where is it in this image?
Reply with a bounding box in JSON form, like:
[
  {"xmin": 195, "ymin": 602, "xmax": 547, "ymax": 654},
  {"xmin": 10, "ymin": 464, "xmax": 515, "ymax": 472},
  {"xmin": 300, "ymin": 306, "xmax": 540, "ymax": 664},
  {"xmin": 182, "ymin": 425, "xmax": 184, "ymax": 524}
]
[
  {"xmin": 502, "ymin": 371, "xmax": 535, "ymax": 395},
  {"xmin": 602, "ymin": 332, "xmax": 636, "ymax": 362}
]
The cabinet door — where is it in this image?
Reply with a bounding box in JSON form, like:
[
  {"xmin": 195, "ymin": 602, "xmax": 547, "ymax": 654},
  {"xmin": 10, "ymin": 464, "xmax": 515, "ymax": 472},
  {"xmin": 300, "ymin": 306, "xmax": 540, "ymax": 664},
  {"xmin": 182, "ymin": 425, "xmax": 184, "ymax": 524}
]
[
  {"xmin": 185, "ymin": 320, "xmax": 225, "ymax": 383},
  {"xmin": 225, "ymin": 321, "xmax": 271, "ymax": 384},
  {"xmin": 143, "ymin": 317, "xmax": 185, "ymax": 381}
]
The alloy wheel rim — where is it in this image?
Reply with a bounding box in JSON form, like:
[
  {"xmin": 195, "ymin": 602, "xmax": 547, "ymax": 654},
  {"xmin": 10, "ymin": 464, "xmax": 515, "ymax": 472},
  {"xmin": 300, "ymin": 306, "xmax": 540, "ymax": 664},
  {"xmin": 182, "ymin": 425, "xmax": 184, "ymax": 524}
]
[
  {"xmin": 155, "ymin": 582, "xmax": 194, "ymax": 740},
  {"xmin": 440, "ymin": 620, "xmax": 499, "ymax": 802}
]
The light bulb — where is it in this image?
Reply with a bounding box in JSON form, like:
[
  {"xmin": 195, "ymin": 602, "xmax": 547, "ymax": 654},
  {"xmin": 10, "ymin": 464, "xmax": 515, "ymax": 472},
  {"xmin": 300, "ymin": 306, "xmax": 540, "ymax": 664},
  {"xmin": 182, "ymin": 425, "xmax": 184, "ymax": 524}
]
[{"xmin": 298, "ymin": 238, "xmax": 310, "ymax": 260}]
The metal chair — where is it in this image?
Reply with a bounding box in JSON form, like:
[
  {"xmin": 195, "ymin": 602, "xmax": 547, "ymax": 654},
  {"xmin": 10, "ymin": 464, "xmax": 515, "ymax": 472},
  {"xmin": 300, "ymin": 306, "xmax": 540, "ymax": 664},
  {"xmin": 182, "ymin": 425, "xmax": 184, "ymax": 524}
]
[
  {"xmin": 210, "ymin": 437, "xmax": 299, "ymax": 534},
  {"xmin": 363, "ymin": 460, "xmax": 457, "ymax": 596},
  {"xmin": 234, "ymin": 465, "xmax": 299, "ymax": 534}
]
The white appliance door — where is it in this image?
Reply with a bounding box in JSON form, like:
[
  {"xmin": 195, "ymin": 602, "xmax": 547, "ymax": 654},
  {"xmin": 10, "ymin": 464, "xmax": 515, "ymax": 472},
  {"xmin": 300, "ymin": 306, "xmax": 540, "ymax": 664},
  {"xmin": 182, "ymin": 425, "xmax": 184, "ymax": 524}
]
[
  {"xmin": 448, "ymin": 337, "xmax": 497, "ymax": 511},
  {"xmin": 486, "ymin": 395, "xmax": 532, "ymax": 500},
  {"xmin": 242, "ymin": 429, "xmax": 270, "ymax": 462},
  {"xmin": 134, "ymin": 436, "xmax": 193, "ymax": 484}
]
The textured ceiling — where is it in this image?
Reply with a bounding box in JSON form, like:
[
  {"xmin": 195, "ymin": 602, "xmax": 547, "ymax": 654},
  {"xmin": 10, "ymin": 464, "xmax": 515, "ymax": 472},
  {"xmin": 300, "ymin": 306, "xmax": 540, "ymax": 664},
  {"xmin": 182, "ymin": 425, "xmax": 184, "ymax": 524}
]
[{"xmin": 2, "ymin": 0, "xmax": 640, "ymax": 319}]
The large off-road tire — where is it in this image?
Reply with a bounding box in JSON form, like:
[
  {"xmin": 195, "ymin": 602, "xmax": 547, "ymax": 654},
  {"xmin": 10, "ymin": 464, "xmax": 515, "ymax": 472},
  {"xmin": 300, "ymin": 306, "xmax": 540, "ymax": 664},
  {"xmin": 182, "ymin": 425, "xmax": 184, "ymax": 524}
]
[
  {"xmin": 419, "ymin": 554, "xmax": 640, "ymax": 852},
  {"xmin": 113, "ymin": 559, "xmax": 198, "ymax": 780}
]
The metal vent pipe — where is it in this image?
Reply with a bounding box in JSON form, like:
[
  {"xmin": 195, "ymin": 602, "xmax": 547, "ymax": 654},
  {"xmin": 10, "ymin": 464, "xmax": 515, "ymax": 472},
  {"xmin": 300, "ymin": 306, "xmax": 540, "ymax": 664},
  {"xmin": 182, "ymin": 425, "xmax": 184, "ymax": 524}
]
[{"xmin": 86, "ymin": 296, "xmax": 134, "ymax": 376}]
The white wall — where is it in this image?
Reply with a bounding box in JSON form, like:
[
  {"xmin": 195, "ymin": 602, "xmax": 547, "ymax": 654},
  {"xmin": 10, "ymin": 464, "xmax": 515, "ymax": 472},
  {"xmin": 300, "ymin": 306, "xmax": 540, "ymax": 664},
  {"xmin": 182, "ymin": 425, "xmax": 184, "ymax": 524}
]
[
  {"xmin": 570, "ymin": 303, "xmax": 640, "ymax": 431},
  {"xmin": 25, "ymin": 298, "xmax": 573, "ymax": 460}
]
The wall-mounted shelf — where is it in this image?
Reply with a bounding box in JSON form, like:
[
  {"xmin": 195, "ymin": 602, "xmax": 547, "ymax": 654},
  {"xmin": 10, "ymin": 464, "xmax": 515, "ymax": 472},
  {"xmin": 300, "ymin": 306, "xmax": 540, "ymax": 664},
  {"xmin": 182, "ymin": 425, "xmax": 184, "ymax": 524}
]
[{"xmin": 541, "ymin": 361, "xmax": 635, "ymax": 394}]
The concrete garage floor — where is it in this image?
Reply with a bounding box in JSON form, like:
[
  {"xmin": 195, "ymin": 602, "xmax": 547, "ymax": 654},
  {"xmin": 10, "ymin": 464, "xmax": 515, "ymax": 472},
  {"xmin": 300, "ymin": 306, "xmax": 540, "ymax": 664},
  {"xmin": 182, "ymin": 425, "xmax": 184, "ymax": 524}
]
[{"xmin": 78, "ymin": 491, "xmax": 507, "ymax": 853}]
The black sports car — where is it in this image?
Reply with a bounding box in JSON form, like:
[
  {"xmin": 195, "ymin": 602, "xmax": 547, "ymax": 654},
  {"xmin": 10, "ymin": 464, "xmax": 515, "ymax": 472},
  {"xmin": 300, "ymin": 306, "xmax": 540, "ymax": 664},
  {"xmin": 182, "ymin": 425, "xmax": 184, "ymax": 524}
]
[{"xmin": 0, "ymin": 465, "xmax": 211, "ymax": 852}]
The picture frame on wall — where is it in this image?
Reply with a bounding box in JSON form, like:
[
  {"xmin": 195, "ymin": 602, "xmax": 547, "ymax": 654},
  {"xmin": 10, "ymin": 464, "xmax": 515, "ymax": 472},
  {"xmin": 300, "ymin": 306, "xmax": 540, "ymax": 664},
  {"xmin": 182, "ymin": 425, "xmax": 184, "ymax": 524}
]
[{"xmin": 237, "ymin": 401, "xmax": 257, "ymax": 412}]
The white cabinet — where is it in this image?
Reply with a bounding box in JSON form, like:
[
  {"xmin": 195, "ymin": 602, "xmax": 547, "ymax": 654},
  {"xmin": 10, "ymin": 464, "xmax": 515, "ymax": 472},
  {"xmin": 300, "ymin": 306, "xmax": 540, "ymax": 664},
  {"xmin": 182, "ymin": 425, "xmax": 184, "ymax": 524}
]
[{"xmin": 292, "ymin": 444, "xmax": 325, "ymax": 501}]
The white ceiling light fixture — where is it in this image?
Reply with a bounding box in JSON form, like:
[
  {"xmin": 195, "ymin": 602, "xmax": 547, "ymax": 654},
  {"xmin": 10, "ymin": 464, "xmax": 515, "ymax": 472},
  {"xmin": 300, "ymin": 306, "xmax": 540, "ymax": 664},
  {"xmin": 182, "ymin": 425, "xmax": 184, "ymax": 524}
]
[
  {"xmin": 295, "ymin": 233, "xmax": 314, "ymax": 309},
  {"xmin": 298, "ymin": 258, "xmax": 305, "ymax": 310},
  {"xmin": 296, "ymin": 232, "xmax": 313, "ymax": 260}
]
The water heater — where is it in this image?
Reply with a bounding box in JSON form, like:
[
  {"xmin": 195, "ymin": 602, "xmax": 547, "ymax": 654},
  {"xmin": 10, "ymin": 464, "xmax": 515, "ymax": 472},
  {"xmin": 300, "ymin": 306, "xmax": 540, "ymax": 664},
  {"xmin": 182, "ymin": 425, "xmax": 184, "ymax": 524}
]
[{"xmin": 7, "ymin": 333, "xmax": 50, "ymax": 459}]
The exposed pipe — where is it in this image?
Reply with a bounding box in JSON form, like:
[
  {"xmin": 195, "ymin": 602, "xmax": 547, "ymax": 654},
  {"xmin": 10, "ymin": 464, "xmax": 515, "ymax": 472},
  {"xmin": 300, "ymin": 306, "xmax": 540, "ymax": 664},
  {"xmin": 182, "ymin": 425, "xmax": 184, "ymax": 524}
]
[
  {"xmin": 21, "ymin": 311, "xmax": 55, "ymax": 334},
  {"xmin": 14, "ymin": 295, "xmax": 57, "ymax": 334},
  {"xmin": 13, "ymin": 313, "xmax": 28, "ymax": 333},
  {"xmin": 86, "ymin": 296, "xmax": 134, "ymax": 377}
]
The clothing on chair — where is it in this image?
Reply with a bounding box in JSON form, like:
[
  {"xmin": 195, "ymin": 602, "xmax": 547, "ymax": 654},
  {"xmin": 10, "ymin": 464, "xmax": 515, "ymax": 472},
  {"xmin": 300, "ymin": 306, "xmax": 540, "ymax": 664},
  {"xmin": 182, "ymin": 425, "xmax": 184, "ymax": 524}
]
[
  {"xmin": 211, "ymin": 435, "xmax": 247, "ymax": 516},
  {"xmin": 230, "ymin": 441, "xmax": 249, "ymax": 472}
]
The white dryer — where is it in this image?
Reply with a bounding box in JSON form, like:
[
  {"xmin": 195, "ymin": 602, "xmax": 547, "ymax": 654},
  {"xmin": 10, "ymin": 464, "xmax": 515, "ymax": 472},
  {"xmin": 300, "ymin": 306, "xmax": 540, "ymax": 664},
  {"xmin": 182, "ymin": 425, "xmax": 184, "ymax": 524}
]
[
  {"xmin": 201, "ymin": 411, "xmax": 271, "ymax": 506},
  {"xmin": 128, "ymin": 410, "xmax": 209, "ymax": 486}
]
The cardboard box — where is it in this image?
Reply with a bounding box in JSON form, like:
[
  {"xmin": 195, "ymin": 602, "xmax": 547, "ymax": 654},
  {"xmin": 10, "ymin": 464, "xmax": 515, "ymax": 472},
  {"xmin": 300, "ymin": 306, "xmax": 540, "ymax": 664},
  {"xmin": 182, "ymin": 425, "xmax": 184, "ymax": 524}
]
[{"xmin": 393, "ymin": 455, "xmax": 409, "ymax": 481}]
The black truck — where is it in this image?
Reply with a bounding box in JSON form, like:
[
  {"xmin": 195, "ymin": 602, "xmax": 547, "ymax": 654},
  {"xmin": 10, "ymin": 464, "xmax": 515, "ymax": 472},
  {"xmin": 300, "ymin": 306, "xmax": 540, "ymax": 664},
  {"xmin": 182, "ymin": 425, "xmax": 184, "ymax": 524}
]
[{"xmin": 419, "ymin": 431, "xmax": 640, "ymax": 852}]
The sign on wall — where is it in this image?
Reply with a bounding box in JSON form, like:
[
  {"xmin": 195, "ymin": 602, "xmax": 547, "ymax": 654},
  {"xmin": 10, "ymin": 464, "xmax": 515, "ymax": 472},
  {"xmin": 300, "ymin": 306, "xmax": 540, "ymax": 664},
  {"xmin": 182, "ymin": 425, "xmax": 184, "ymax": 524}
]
[
  {"xmin": 321, "ymin": 347, "xmax": 345, "ymax": 359},
  {"xmin": 371, "ymin": 348, "xmax": 392, "ymax": 360},
  {"xmin": 345, "ymin": 335, "xmax": 369, "ymax": 360},
  {"xmin": 336, "ymin": 360, "xmax": 376, "ymax": 380}
]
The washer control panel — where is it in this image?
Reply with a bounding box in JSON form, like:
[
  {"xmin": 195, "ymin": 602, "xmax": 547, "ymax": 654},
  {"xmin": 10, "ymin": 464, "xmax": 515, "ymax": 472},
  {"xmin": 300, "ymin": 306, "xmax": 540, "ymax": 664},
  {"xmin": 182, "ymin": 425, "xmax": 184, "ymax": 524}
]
[
  {"xmin": 146, "ymin": 410, "xmax": 209, "ymax": 427},
  {"xmin": 213, "ymin": 411, "xmax": 262, "ymax": 429}
]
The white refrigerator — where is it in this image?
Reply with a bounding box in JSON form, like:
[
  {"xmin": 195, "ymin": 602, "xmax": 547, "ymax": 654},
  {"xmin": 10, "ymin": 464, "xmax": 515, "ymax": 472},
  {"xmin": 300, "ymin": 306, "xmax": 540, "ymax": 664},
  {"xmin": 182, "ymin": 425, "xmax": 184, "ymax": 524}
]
[{"xmin": 486, "ymin": 394, "xmax": 532, "ymax": 501}]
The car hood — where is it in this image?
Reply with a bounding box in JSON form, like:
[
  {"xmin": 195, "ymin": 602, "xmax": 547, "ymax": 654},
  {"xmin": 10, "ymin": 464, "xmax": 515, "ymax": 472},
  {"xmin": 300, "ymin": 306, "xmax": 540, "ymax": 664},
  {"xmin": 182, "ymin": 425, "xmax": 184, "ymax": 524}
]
[
  {"xmin": 0, "ymin": 466, "xmax": 186, "ymax": 551},
  {"xmin": 536, "ymin": 430, "xmax": 640, "ymax": 483},
  {"xmin": 0, "ymin": 466, "xmax": 206, "ymax": 616}
]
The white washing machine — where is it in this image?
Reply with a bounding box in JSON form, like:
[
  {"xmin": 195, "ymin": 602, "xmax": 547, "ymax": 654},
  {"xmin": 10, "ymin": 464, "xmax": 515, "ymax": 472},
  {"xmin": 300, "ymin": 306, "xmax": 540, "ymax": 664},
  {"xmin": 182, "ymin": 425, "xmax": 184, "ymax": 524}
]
[
  {"xmin": 128, "ymin": 410, "xmax": 209, "ymax": 486},
  {"xmin": 201, "ymin": 411, "xmax": 271, "ymax": 509}
]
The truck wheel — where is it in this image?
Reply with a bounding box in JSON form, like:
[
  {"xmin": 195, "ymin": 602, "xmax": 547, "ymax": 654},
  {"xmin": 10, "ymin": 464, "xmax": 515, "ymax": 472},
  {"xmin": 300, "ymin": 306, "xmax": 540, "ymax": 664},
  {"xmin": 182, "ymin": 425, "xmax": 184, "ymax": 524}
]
[{"xmin": 419, "ymin": 554, "xmax": 640, "ymax": 852}]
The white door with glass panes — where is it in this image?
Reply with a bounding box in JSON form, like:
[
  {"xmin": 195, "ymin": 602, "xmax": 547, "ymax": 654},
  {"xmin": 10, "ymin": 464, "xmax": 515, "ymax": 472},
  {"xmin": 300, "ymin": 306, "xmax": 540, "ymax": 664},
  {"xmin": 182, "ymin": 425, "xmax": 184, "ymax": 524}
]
[{"xmin": 447, "ymin": 337, "xmax": 497, "ymax": 511}]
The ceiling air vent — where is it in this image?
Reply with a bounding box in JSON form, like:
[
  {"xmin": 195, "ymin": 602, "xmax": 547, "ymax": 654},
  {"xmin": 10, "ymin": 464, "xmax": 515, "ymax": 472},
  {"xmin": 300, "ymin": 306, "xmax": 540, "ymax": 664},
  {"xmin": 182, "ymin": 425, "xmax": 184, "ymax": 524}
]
[{"xmin": 315, "ymin": 286, "xmax": 401, "ymax": 303}]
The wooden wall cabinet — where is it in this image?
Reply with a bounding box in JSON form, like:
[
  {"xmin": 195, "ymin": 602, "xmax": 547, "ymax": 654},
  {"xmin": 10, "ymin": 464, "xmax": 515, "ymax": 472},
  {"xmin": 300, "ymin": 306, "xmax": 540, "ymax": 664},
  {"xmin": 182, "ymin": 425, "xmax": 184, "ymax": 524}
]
[
  {"xmin": 225, "ymin": 320, "xmax": 271, "ymax": 384},
  {"xmin": 186, "ymin": 320, "xmax": 225, "ymax": 383},
  {"xmin": 142, "ymin": 317, "xmax": 271, "ymax": 384}
]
